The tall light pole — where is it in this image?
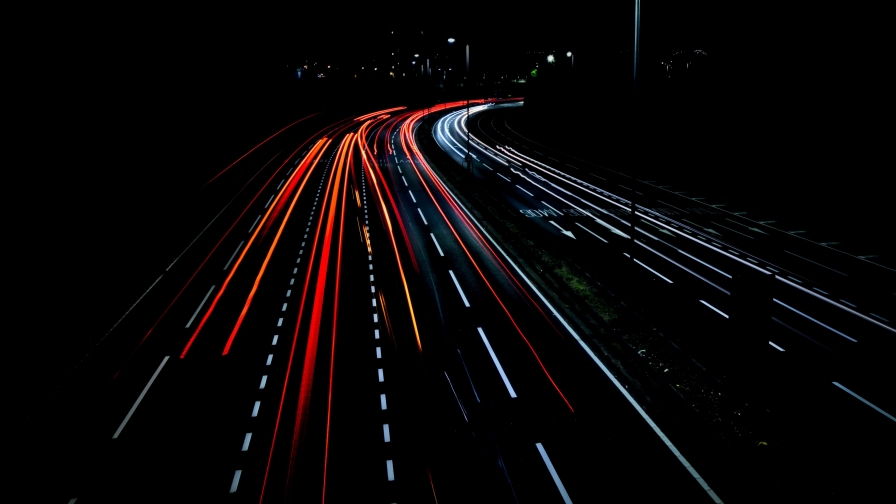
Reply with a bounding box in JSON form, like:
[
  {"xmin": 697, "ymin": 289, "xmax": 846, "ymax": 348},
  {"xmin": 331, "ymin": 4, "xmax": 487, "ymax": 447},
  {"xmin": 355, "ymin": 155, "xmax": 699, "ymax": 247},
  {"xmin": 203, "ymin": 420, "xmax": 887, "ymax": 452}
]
[
  {"xmin": 450, "ymin": 37, "xmax": 473, "ymax": 174},
  {"xmin": 567, "ymin": 51, "xmax": 574, "ymax": 69},
  {"xmin": 631, "ymin": 0, "xmax": 641, "ymax": 260}
]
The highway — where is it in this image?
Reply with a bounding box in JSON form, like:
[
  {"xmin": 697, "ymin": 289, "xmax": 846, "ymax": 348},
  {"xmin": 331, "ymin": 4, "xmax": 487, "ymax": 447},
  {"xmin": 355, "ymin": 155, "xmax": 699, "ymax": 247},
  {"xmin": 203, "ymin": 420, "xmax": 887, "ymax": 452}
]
[
  {"xmin": 18, "ymin": 100, "xmax": 893, "ymax": 503},
  {"xmin": 429, "ymin": 101, "xmax": 896, "ymax": 501}
]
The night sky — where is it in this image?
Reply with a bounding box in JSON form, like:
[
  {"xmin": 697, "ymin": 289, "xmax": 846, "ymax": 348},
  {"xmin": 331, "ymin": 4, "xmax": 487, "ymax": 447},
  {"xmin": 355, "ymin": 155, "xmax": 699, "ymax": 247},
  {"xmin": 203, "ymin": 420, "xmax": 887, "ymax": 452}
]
[{"xmin": 7, "ymin": 2, "xmax": 891, "ymax": 433}]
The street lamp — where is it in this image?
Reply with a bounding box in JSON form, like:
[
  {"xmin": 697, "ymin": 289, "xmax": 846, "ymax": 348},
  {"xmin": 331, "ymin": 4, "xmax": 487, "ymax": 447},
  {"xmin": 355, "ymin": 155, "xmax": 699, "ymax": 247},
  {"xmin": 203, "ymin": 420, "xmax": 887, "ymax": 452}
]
[
  {"xmin": 449, "ymin": 37, "xmax": 472, "ymax": 173},
  {"xmin": 567, "ymin": 51, "xmax": 574, "ymax": 68}
]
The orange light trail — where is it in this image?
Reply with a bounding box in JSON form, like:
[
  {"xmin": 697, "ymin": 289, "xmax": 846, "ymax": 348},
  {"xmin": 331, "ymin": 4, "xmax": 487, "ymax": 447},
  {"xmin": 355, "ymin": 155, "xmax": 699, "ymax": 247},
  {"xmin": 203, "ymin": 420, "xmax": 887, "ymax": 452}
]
[
  {"xmin": 286, "ymin": 133, "xmax": 352, "ymax": 497},
  {"xmin": 355, "ymin": 106, "xmax": 406, "ymax": 122},
  {"xmin": 259, "ymin": 134, "xmax": 350, "ymax": 504},
  {"xmin": 357, "ymin": 127, "xmax": 423, "ymax": 352},
  {"xmin": 180, "ymin": 138, "xmax": 328, "ymax": 358}
]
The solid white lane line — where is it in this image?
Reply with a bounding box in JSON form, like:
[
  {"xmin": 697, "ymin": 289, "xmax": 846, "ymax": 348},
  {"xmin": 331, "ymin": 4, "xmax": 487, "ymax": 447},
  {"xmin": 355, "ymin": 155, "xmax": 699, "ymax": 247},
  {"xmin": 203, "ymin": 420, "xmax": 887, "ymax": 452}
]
[
  {"xmin": 248, "ymin": 215, "xmax": 261, "ymax": 233},
  {"xmin": 516, "ymin": 185, "xmax": 534, "ymax": 196},
  {"xmin": 773, "ymin": 298, "xmax": 857, "ymax": 342},
  {"xmin": 418, "ymin": 208, "xmax": 428, "ymax": 225},
  {"xmin": 432, "ymin": 178, "xmax": 725, "ymax": 502},
  {"xmin": 448, "ymin": 270, "xmax": 471, "ymax": 307},
  {"xmin": 409, "ymin": 191, "xmax": 417, "ymax": 203},
  {"xmin": 266, "ymin": 354, "xmax": 273, "ymax": 365},
  {"xmin": 272, "ymin": 334, "xmax": 278, "ymax": 345},
  {"xmin": 769, "ymin": 341, "xmax": 785, "ymax": 351},
  {"xmin": 378, "ymin": 368, "xmax": 384, "ymax": 382},
  {"xmin": 574, "ymin": 222, "xmax": 607, "ymax": 243},
  {"xmin": 634, "ymin": 258, "xmax": 673, "ymax": 283},
  {"xmin": 383, "ymin": 424, "xmax": 391, "ymax": 442},
  {"xmin": 376, "ymin": 347, "xmax": 382, "ymax": 358},
  {"xmin": 241, "ymin": 432, "xmax": 252, "ymax": 451},
  {"xmin": 535, "ymin": 443, "xmax": 573, "ymax": 504},
  {"xmin": 229, "ymin": 470, "xmax": 242, "ymax": 493},
  {"xmin": 430, "ymin": 233, "xmax": 445, "ymax": 256},
  {"xmin": 252, "ymin": 401, "xmax": 260, "ymax": 417},
  {"xmin": 224, "ymin": 242, "xmax": 245, "ymax": 270},
  {"xmin": 112, "ymin": 356, "xmax": 170, "ymax": 439},
  {"xmin": 380, "ymin": 394, "xmax": 387, "ymax": 410},
  {"xmin": 477, "ymin": 328, "xmax": 517, "ymax": 398},
  {"xmin": 699, "ymin": 300, "xmax": 729, "ymax": 319},
  {"xmin": 264, "ymin": 194, "xmax": 275, "ymax": 208},
  {"xmin": 832, "ymin": 382, "xmax": 896, "ymax": 422},
  {"xmin": 386, "ymin": 460, "xmax": 395, "ymax": 481},
  {"xmin": 185, "ymin": 285, "xmax": 216, "ymax": 328},
  {"xmin": 259, "ymin": 375, "xmax": 267, "ymax": 389}
]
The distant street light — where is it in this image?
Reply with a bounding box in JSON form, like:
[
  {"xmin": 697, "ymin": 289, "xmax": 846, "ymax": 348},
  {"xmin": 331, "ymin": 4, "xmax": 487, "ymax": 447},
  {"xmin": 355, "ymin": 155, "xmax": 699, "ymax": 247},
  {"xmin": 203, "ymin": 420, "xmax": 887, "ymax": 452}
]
[
  {"xmin": 447, "ymin": 38, "xmax": 456, "ymax": 44},
  {"xmin": 567, "ymin": 51, "xmax": 574, "ymax": 68},
  {"xmin": 547, "ymin": 54, "xmax": 555, "ymax": 63}
]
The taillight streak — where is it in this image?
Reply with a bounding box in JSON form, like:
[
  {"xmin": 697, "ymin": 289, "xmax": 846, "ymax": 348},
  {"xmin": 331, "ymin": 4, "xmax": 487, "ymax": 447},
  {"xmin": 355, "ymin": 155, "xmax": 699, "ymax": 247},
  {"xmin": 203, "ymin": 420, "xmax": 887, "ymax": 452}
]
[
  {"xmin": 180, "ymin": 138, "xmax": 328, "ymax": 358},
  {"xmin": 398, "ymin": 111, "xmax": 573, "ymax": 412}
]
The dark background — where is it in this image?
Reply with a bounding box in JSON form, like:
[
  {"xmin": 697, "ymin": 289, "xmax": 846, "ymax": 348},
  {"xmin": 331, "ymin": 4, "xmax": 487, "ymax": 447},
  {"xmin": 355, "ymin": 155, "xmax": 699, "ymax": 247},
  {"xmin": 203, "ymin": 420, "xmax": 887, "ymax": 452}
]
[{"xmin": 7, "ymin": 3, "xmax": 891, "ymax": 435}]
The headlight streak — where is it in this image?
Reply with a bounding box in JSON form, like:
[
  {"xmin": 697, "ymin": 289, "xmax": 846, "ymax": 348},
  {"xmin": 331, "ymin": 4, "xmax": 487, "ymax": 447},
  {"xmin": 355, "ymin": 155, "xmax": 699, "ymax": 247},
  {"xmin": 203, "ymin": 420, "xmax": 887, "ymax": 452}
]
[
  {"xmin": 402, "ymin": 110, "xmax": 574, "ymax": 412},
  {"xmin": 430, "ymin": 107, "xmax": 724, "ymax": 504},
  {"xmin": 181, "ymin": 137, "xmax": 329, "ymax": 359},
  {"xmin": 357, "ymin": 122, "xmax": 423, "ymax": 352},
  {"xmin": 202, "ymin": 113, "xmax": 320, "ymax": 188}
]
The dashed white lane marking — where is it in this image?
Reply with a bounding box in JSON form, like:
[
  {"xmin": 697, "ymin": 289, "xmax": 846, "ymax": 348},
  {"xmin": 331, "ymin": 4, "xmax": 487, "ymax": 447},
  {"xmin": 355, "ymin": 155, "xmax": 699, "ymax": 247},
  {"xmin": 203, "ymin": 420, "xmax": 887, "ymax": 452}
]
[
  {"xmin": 259, "ymin": 375, "xmax": 268, "ymax": 389},
  {"xmin": 699, "ymin": 300, "xmax": 729, "ymax": 319},
  {"xmin": 832, "ymin": 382, "xmax": 896, "ymax": 422},
  {"xmin": 430, "ymin": 233, "xmax": 444, "ymax": 256},
  {"xmin": 112, "ymin": 356, "xmax": 170, "ymax": 439},
  {"xmin": 497, "ymin": 173, "xmax": 511, "ymax": 182},
  {"xmin": 224, "ymin": 241, "xmax": 245, "ymax": 270},
  {"xmin": 371, "ymin": 285, "xmax": 375, "ymax": 293},
  {"xmin": 409, "ymin": 191, "xmax": 416, "ymax": 203},
  {"xmin": 769, "ymin": 341, "xmax": 785, "ymax": 351},
  {"xmin": 264, "ymin": 194, "xmax": 275, "ymax": 208},
  {"xmin": 68, "ymin": 499, "xmax": 77, "ymax": 504},
  {"xmin": 477, "ymin": 328, "xmax": 517, "ymax": 398},
  {"xmin": 286, "ymin": 289, "xmax": 292, "ymax": 297},
  {"xmin": 252, "ymin": 401, "xmax": 260, "ymax": 417},
  {"xmin": 372, "ymin": 298, "xmax": 377, "ymax": 306},
  {"xmin": 369, "ymin": 264, "xmax": 373, "ymax": 270},
  {"xmin": 535, "ymin": 443, "xmax": 573, "ymax": 504},
  {"xmin": 292, "ymin": 268, "xmax": 297, "ymax": 274},
  {"xmin": 266, "ymin": 354, "xmax": 273, "ymax": 365},
  {"xmin": 241, "ymin": 433, "xmax": 252, "ymax": 451},
  {"xmin": 276, "ymin": 178, "xmax": 285, "ymax": 190},
  {"xmin": 383, "ymin": 424, "xmax": 391, "ymax": 442},
  {"xmin": 186, "ymin": 285, "xmax": 216, "ymax": 328},
  {"xmin": 373, "ymin": 313, "xmax": 379, "ymax": 323},
  {"xmin": 378, "ymin": 369, "xmax": 384, "ymax": 382},
  {"xmin": 386, "ymin": 460, "xmax": 395, "ymax": 481},
  {"xmin": 448, "ymin": 270, "xmax": 471, "ymax": 307},
  {"xmin": 380, "ymin": 394, "xmax": 387, "ymax": 410},
  {"xmin": 272, "ymin": 335, "xmax": 278, "ymax": 345},
  {"xmin": 397, "ymin": 166, "xmax": 402, "ymax": 174},
  {"xmin": 376, "ymin": 347, "xmax": 382, "ymax": 359},
  {"xmin": 229, "ymin": 470, "xmax": 242, "ymax": 493},
  {"xmin": 248, "ymin": 215, "xmax": 261, "ymax": 233},
  {"xmin": 574, "ymin": 222, "xmax": 608, "ymax": 243},
  {"xmin": 370, "ymin": 274, "xmax": 374, "ymax": 281},
  {"xmin": 290, "ymin": 278, "xmax": 295, "ymax": 285},
  {"xmin": 515, "ymin": 185, "xmax": 534, "ymax": 197},
  {"xmin": 375, "ymin": 329, "xmax": 380, "ymax": 339},
  {"xmin": 417, "ymin": 208, "xmax": 428, "ymax": 225},
  {"xmin": 402, "ymin": 176, "xmax": 408, "ymax": 186},
  {"xmin": 282, "ymin": 303, "xmax": 288, "ymax": 311},
  {"xmin": 277, "ymin": 318, "xmax": 283, "ymax": 327}
]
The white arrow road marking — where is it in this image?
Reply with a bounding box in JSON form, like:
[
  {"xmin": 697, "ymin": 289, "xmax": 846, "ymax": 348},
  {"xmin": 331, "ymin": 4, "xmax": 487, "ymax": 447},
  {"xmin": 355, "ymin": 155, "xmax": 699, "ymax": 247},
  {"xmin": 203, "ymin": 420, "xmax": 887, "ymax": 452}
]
[{"xmin": 548, "ymin": 221, "xmax": 576, "ymax": 239}]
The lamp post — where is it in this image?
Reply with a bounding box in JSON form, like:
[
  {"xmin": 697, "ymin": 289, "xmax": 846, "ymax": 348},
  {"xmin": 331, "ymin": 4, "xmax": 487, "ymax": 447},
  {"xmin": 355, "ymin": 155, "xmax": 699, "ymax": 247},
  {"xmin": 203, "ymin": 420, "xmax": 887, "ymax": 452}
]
[
  {"xmin": 449, "ymin": 37, "xmax": 473, "ymax": 174},
  {"xmin": 567, "ymin": 51, "xmax": 574, "ymax": 68}
]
